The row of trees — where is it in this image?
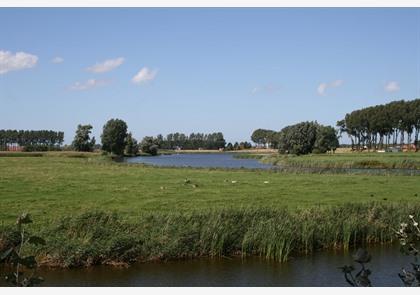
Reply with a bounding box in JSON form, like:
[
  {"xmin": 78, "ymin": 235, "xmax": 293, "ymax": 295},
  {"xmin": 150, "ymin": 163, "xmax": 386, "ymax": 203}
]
[
  {"xmin": 225, "ymin": 141, "xmax": 253, "ymax": 151},
  {"xmin": 71, "ymin": 121, "xmax": 231, "ymax": 156},
  {"xmin": 337, "ymin": 99, "xmax": 420, "ymax": 151},
  {"xmin": 0, "ymin": 130, "xmax": 64, "ymax": 151},
  {"xmin": 148, "ymin": 132, "xmax": 226, "ymax": 150}
]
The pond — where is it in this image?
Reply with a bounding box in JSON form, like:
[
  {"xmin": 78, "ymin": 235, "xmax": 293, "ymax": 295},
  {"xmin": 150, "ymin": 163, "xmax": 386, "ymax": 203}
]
[
  {"xmin": 124, "ymin": 153, "xmax": 273, "ymax": 169},
  {"xmin": 1, "ymin": 245, "xmax": 412, "ymax": 287},
  {"xmin": 124, "ymin": 153, "xmax": 420, "ymax": 175}
]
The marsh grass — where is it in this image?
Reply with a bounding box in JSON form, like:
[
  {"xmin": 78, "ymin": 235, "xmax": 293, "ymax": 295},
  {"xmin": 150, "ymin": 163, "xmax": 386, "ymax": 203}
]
[
  {"xmin": 1, "ymin": 203, "xmax": 417, "ymax": 268},
  {"xmin": 260, "ymin": 153, "xmax": 420, "ymax": 170}
]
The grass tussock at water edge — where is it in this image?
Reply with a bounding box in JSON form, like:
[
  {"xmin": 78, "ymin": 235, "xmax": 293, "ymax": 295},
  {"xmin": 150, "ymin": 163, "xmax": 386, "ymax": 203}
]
[{"xmin": 0, "ymin": 203, "xmax": 417, "ymax": 268}]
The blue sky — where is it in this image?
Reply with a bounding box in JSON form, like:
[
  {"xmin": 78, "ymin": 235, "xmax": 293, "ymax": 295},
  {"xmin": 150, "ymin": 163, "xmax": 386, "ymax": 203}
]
[{"xmin": 0, "ymin": 8, "xmax": 419, "ymax": 144}]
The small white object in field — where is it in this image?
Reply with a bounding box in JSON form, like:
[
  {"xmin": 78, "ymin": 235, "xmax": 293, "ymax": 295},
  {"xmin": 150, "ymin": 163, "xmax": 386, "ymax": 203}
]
[
  {"xmin": 264, "ymin": 181, "xmax": 269, "ymax": 184},
  {"xmin": 231, "ymin": 180, "xmax": 237, "ymax": 184}
]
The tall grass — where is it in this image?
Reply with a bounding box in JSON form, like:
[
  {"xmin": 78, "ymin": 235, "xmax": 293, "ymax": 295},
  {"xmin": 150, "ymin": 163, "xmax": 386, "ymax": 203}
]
[
  {"xmin": 261, "ymin": 153, "xmax": 420, "ymax": 171},
  {"xmin": 1, "ymin": 203, "xmax": 417, "ymax": 268}
]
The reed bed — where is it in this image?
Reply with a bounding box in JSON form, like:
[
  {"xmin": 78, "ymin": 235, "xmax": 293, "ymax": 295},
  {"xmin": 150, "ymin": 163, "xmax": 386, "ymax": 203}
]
[
  {"xmin": 261, "ymin": 153, "xmax": 420, "ymax": 170},
  {"xmin": 1, "ymin": 203, "xmax": 417, "ymax": 268}
]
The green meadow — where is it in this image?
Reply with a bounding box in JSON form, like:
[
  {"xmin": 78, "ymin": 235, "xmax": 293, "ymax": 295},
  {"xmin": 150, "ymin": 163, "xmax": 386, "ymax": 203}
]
[
  {"xmin": 0, "ymin": 152, "xmax": 419, "ymax": 267},
  {"xmin": 0, "ymin": 153, "xmax": 419, "ymax": 224}
]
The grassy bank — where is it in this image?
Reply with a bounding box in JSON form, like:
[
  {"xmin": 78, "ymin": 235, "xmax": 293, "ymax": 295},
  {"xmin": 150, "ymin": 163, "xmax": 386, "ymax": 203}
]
[
  {"xmin": 0, "ymin": 203, "xmax": 417, "ymax": 268},
  {"xmin": 259, "ymin": 152, "xmax": 420, "ymax": 170},
  {"xmin": 0, "ymin": 153, "xmax": 419, "ymax": 267}
]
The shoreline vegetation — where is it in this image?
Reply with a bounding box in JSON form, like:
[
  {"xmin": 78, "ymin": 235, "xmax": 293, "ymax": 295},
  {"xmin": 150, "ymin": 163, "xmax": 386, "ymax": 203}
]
[
  {"xmin": 0, "ymin": 204, "xmax": 418, "ymax": 268},
  {"xmin": 234, "ymin": 152, "xmax": 420, "ymax": 170},
  {"xmin": 0, "ymin": 152, "xmax": 419, "ymax": 268}
]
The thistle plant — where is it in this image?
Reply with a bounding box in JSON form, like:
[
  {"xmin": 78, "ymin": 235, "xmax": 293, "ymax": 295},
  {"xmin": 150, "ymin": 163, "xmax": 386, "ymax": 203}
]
[
  {"xmin": 395, "ymin": 215, "xmax": 420, "ymax": 287},
  {"xmin": 0, "ymin": 213, "xmax": 45, "ymax": 287},
  {"xmin": 341, "ymin": 214, "xmax": 420, "ymax": 287}
]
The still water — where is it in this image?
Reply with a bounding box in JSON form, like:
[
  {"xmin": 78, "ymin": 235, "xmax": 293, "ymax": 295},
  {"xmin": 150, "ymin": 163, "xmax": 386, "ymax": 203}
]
[
  {"xmin": 1, "ymin": 245, "xmax": 413, "ymax": 287},
  {"xmin": 125, "ymin": 153, "xmax": 273, "ymax": 169}
]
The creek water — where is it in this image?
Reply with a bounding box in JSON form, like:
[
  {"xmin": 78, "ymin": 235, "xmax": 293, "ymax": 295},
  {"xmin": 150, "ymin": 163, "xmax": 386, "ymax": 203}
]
[
  {"xmin": 124, "ymin": 153, "xmax": 273, "ymax": 169},
  {"xmin": 0, "ymin": 245, "xmax": 413, "ymax": 287}
]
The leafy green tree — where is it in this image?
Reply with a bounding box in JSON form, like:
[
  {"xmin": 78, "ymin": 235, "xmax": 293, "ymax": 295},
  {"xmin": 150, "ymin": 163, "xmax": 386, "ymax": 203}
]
[
  {"xmin": 313, "ymin": 125, "xmax": 339, "ymax": 154},
  {"xmin": 278, "ymin": 121, "xmax": 319, "ymax": 155},
  {"xmin": 140, "ymin": 136, "xmax": 159, "ymax": 156},
  {"xmin": 251, "ymin": 129, "xmax": 277, "ymax": 148},
  {"xmin": 101, "ymin": 119, "xmax": 128, "ymax": 156},
  {"xmin": 124, "ymin": 132, "xmax": 138, "ymax": 156},
  {"xmin": 277, "ymin": 122, "xmax": 338, "ymax": 155},
  {"xmin": 72, "ymin": 124, "xmax": 96, "ymax": 152}
]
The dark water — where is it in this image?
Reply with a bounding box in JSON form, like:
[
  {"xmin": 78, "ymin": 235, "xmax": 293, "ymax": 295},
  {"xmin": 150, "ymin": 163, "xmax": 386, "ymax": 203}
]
[
  {"xmin": 1, "ymin": 245, "xmax": 413, "ymax": 287},
  {"xmin": 124, "ymin": 153, "xmax": 273, "ymax": 169}
]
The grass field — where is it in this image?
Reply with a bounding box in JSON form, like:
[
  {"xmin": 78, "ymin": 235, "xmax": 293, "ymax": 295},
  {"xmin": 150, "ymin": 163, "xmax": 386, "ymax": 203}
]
[
  {"xmin": 0, "ymin": 152, "xmax": 419, "ymax": 267},
  {"xmin": 0, "ymin": 154, "xmax": 419, "ymax": 225}
]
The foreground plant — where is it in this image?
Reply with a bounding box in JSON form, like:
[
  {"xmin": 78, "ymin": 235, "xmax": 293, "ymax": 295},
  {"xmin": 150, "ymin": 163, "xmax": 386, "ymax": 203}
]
[
  {"xmin": 341, "ymin": 214, "xmax": 420, "ymax": 287},
  {"xmin": 395, "ymin": 215, "xmax": 420, "ymax": 286},
  {"xmin": 0, "ymin": 213, "xmax": 45, "ymax": 286}
]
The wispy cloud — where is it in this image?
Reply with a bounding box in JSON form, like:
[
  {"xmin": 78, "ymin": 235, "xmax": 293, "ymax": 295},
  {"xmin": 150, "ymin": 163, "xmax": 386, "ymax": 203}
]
[
  {"xmin": 69, "ymin": 78, "xmax": 110, "ymax": 91},
  {"xmin": 384, "ymin": 81, "xmax": 400, "ymax": 93},
  {"xmin": 0, "ymin": 50, "xmax": 38, "ymax": 75},
  {"xmin": 86, "ymin": 57, "xmax": 125, "ymax": 73},
  {"xmin": 131, "ymin": 67, "xmax": 158, "ymax": 84},
  {"xmin": 51, "ymin": 57, "xmax": 64, "ymax": 64},
  {"xmin": 250, "ymin": 84, "xmax": 281, "ymax": 95},
  {"xmin": 317, "ymin": 79, "xmax": 344, "ymax": 96}
]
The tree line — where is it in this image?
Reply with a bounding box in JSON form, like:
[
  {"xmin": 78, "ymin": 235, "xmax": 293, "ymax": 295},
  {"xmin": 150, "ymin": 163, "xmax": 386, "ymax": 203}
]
[
  {"xmin": 337, "ymin": 99, "xmax": 420, "ymax": 151},
  {"xmin": 0, "ymin": 130, "xmax": 64, "ymax": 151},
  {"xmin": 72, "ymin": 121, "xmax": 229, "ymax": 156},
  {"xmin": 148, "ymin": 132, "xmax": 226, "ymax": 150},
  {"xmin": 225, "ymin": 141, "xmax": 252, "ymax": 151}
]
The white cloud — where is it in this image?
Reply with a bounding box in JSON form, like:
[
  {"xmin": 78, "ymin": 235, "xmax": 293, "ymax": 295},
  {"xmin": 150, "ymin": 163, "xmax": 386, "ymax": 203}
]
[
  {"xmin": 131, "ymin": 67, "xmax": 158, "ymax": 84},
  {"xmin": 0, "ymin": 50, "xmax": 38, "ymax": 75},
  {"xmin": 317, "ymin": 79, "xmax": 344, "ymax": 96},
  {"xmin": 317, "ymin": 83, "xmax": 328, "ymax": 96},
  {"xmin": 51, "ymin": 57, "xmax": 64, "ymax": 64},
  {"xmin": 86, "ymin": 57, "xmax": 125, "ymax": 73},
  {"xmin": 384, "ymin": 81, "xmax": 400, "ymax": 93},
  {"xmin": 69, "ymin": 79, "xmax": 109, "ymax": 91}
]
